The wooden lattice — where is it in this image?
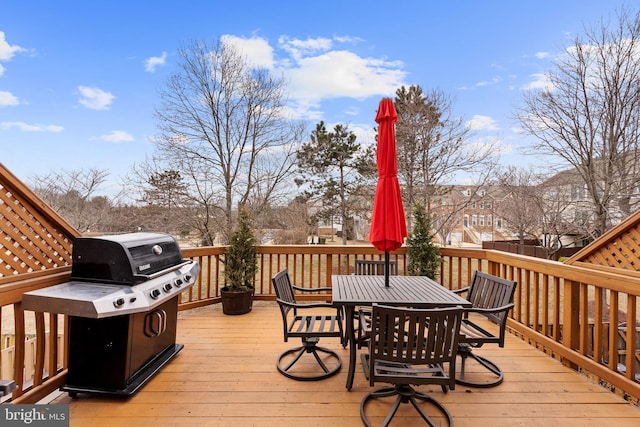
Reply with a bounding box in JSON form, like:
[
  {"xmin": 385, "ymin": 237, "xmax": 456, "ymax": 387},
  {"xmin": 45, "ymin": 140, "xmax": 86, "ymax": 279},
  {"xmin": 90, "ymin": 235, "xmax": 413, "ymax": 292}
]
[
  {"xmin": 566, "ymin": 209, "xmax": 640, "ymax": 273},
  {"xmin": 0, "ymin": 163, "xmax": 78, "ymax": 278}
]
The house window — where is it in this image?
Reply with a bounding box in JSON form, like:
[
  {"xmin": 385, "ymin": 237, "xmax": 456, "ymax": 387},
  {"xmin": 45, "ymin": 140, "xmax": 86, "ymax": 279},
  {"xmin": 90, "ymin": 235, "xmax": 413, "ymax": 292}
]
[
  {"xmin": 479, "ymin": 215, "xmax": 484, "ymax": 226},
  {"xmin": 463, "ymin": 215, "xmax": 469, "ymax": 227},
  {"xmin": 480, "ymin": 201, "xmax": 484, "ymax": 209},
  {"xmin": 496, "ymin": 217, "xmax": 502, "ymax": 229},
  {"xmin": 487, "ymin": 215, "xmax": 492, "ymax": 226},
  {"xmin": 472, "ymin": 215, "xmax": 477, "ymax": 226},
  {"xmin": 471, "ymin": 201, "xmax": 476, "ymax": 209}
]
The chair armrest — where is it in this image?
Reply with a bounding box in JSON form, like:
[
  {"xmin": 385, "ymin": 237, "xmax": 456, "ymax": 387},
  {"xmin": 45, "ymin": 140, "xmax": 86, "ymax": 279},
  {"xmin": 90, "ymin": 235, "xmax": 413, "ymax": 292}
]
[
  {"xmin": 466, "ymin": 302, "xmax": 514, "ymax": 315},
  {"xmin": 276, "ymin": 298, "xmax": 336, "ymax": 310},
  {"xmin": 291, "ymin": 285, "xmax": 333, "ymax": 293},
  {"xmin": 452, "ymin": 286, "xmax": 470, "ymax": 295}
]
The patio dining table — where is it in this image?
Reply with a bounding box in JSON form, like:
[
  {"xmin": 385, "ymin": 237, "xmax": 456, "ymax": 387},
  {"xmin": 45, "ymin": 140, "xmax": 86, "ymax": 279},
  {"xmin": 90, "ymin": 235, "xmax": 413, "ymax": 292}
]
[{"xmin": 332, "ymin": 274, "xmax": 472, "ymax": 390}]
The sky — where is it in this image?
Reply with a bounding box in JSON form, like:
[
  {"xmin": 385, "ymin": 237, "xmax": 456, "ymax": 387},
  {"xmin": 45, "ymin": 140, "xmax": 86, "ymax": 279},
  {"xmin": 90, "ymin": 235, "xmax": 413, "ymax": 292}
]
[{"xmin": 1, "ymin": 1, "xmax": 637, "ymax": 198}]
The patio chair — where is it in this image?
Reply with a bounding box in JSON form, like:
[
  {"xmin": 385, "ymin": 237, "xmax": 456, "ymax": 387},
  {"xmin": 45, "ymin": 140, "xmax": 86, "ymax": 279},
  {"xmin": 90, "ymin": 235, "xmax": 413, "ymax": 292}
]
[
  {"xmin": 354, "ymin": 259, "xmax": 398, "ymax": 349},
  {"xmin": 272, "ymin": 269, "xmax": 343, "ymax": 381},
  {"xmin": 355, "ymin": 259, "xmax": 398, "ymax": 276},
  {"xmin": 453, "ymin": 271, "xmax": 516, "ymax": 388},
  {"xmin": 360, "ymin": 304, "xmax": 463, "ymax": 427}
]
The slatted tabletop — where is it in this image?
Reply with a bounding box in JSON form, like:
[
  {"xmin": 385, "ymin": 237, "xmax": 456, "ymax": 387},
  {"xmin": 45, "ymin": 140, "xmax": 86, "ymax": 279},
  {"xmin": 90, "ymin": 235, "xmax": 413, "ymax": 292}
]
[{"xmin": 332, "ymin": 274, "xmax": 471, "ymax": 308}]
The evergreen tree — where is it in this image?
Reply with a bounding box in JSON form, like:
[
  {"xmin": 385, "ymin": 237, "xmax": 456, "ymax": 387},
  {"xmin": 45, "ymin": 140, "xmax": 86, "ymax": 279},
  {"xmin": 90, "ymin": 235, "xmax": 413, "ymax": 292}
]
[
  {"xmin": 296, "ymin": 121, "xmax": 376, "ymax": 244},
  {"xmin": 406, "ymin": 203, "xmax": 441, "ymax": 279},
  {"xmin": 224, "ymin": 209, "xmax": 258, "ymax": 291}
]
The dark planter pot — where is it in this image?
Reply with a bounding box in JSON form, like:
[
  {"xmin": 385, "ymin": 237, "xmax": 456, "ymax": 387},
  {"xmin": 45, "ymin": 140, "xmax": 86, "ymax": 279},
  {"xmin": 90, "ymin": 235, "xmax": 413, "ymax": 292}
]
[{"xmin": 221, "ymin": 287, "xmax": 254, "ymax": 315}]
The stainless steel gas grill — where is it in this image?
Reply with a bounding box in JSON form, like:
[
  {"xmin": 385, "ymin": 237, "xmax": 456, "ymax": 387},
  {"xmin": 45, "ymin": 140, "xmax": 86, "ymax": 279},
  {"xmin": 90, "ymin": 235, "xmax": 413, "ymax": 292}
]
[{"xmin": 23, "ymin": 232, "xmax": 200, "ymax": 397}]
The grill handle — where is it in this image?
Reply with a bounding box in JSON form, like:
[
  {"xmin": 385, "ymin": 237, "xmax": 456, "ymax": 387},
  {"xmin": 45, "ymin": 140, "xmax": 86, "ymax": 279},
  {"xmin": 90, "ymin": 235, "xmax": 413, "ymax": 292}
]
[
  {"xmin": 145, "ymin": 309, "xmax": 167, "ymax": 337},
  {"xmin": 135, "ymin": 260, "xmax": 194, "ymax": 282}
]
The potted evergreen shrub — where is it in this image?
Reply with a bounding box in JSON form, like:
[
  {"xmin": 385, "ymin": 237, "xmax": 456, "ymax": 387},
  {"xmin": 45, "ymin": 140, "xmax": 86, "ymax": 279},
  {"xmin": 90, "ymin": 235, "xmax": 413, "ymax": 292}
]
[
  {"xmin": 221, "ymin": 209, "xmax": 258, "ymax": 315},
  {"xmin": 406, "ymin": 203, "xmax": 442, "ymax": 279}
]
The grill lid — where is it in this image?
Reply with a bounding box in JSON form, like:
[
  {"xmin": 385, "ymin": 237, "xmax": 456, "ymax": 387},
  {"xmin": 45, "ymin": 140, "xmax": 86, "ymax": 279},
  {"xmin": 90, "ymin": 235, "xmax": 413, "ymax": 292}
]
[{"xmin": 71, "ymin": 232, "xmax": 184, "ymax": 285}]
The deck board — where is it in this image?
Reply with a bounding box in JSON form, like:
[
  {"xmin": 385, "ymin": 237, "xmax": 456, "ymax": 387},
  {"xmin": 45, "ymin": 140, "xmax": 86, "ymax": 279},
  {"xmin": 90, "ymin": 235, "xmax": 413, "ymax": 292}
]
[{"xmin": 49, "ymin": 301, "xmax": 640, "ymax": 426}]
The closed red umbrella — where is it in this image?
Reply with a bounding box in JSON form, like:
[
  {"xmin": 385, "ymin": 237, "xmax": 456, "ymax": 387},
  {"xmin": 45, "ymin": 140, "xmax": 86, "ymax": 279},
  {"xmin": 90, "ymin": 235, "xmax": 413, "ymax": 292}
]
[{"xmin": 369, "ymin": 98, "xmax": 407, "ymax": 286}]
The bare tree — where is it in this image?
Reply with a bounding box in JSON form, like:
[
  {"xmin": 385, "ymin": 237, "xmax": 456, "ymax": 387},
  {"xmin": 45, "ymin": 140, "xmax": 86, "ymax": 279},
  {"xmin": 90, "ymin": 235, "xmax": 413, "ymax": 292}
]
[
  {"xmin": 493, "ymin": 166, "xmax": 545, "ymax": 244},
  {"xmin": 517, "ymin": 7, "xmax": 640, "ymax": 236},
  {"xmin": 538, "ymin": 171, "xmax": 591, "ymax": 257},
  {"xmin": 29, "ymin": 168, "xmax": 112, "ymax": 232},
  {"xmin": 149, "ymin": 38, "xmax": 305, "ymax": 244},
  {"xmin": 394, "ymin": 85, "xmax": 497, "ymax": 230}
]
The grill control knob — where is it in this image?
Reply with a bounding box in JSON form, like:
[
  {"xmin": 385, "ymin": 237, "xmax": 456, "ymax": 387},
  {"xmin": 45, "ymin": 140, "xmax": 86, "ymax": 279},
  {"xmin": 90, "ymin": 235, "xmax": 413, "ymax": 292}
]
[
  {"xmin": 113, "ymin": 298, "xmax": 125, "ymax": 308},
  {"xmin": 150, "ymin": 289, "xmax": 162, "ymax": 299},
  {"xmin": 174, "ymin": 278, "xmax": 183, "ymax": 288},
  {"xmin": 184, "ymin": 274, "xmax": 192, "ymax": 283},
  {"xmin": 163, "ymin": 283, "xmax": 173, "ymax": 292}
]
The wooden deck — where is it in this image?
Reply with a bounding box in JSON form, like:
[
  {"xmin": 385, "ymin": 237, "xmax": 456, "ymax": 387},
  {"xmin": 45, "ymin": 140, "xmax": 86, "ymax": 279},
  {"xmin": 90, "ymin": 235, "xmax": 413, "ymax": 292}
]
[{"xmin": 49, "ymin": 301, "xmax": 640, "ymax": 427}]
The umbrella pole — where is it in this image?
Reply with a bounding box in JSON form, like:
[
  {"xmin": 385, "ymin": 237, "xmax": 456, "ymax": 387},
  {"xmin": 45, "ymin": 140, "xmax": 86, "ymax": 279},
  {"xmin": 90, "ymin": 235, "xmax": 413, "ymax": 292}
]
[{"xmin": 384, "ymin": 251, "xmax": 390, "ymax": 287}]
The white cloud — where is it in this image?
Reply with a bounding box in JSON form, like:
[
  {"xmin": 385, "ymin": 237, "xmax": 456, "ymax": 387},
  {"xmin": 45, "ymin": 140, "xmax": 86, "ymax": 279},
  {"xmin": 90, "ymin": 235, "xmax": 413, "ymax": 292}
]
[
  {"xmin": 333, "ymin": 35, "xmax": 364, "ymax": 45},
  {"xmin": 467, "ymin": 115, "xmax": 499, "ymax": 131},
  {"xmin": 344, "ymin": 106, "xmax": 360, "ymax": 116},
  {"xmin": 278, "ymin": 35, "xmax": 333, "ymax": 60},
  {"xmin": 535, "ymin": 51, "xmax": 550, "ymax": 59},
  {"xmin": 222, "ymin": 35, "xmax": 274, "ymax": 68},
  {"xmin": 475, "ymin": 76, "xmax": 503, "ymax": 87},
  {"xmin": 280, "ymin": 102, "xmax": 324, "ymax": 122},
  {"xmin": 145, "ymin": 52, "xmax": 167, "ymax": 72},
  {"xmin": 100, "ymin": 130, "xmax": 134, "ymax": 143},
  {"xmin": 347, "ymin": 123, "xmax": 376, "ymax": 145},
  {"xmin": 0, "ymin": 121, "xmax": 63, "ymax": 132},
  {"xmin": 0, "ymin": 31, "xmax": 24, "ymax": 61},
  {"xmin": 522, "ymin": 73, "xmax": 553, "ymax": 91},
  {"xmin": 0, "ymin": 90, "xmax": 19, "ymax": 107},
  {"xmin": 220, "ymin": 34, "xmax": 406, "ymax": 119},
  {"xmin": 283, "ymin": 50, "xmax": 405, "ymax": 102},
  {"xmin": 77, "ymin": 86, "xmax": 115, "ymax": 110}
]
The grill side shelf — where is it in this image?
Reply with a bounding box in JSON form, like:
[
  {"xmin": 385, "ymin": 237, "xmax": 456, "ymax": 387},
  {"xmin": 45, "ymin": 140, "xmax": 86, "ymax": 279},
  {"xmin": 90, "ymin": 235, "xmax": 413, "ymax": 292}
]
[{"xmin": 23, "ymin": 261, "xmax": 200, "ymax": 318}]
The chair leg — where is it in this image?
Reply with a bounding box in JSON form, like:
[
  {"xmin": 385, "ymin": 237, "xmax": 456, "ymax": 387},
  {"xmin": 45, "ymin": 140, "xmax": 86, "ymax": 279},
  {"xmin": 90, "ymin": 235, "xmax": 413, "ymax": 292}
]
[
  {"xmin": 280, "ymin": 346, "xmax": 306, "ymax": 372},
  {"xmin": 361, "ymin": 384, "xmax": 452, "ymax": 427},
  {"xmin": 456, "ymin": 345, "xmax": 504, "ymax": 388},
  {"xmin": 311, "ymin": 346, "xmax": 340, "ymax": 373},
  {"xmin": 277, "ymin": 339, "xmax": 342, "ymax": 381},
  {"xmin": 412, "ymin": 389, "xmax": 454, "ymax": 427}
]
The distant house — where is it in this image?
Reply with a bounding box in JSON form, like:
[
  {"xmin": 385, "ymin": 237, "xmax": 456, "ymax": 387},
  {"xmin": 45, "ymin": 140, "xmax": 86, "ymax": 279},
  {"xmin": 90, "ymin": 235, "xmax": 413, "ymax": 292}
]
[{"xmin": 429, "ymin": 185, "xmax": 513, "ymax": 246}]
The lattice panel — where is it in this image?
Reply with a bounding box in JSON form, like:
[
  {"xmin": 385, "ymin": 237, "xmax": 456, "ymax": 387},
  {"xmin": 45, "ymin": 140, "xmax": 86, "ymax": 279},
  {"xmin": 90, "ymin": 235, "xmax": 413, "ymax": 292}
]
[
  {"xmin": 0, "ymin": 182, "xmax": 74, "ymax": 277},
  {"xmin": 576, "ymin": 221, "xmax": 640, "ymax": 271}
]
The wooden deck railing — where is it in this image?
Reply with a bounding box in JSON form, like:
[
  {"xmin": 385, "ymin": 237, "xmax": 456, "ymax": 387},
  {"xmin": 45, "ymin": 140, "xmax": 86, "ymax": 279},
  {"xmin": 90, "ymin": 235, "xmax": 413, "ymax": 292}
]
[
  {"xmin": 1, "ymin": 244, "xmax": 639, "ymax": 404},
  {"xmin": 179, "ymin": 245, "xmax": 408, "ymax": 308}
]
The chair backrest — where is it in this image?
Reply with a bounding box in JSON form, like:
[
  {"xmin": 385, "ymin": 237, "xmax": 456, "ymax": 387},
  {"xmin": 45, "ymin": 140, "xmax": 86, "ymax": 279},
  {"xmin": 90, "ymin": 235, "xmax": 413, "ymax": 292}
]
[
  {"xmin": 272, "ymin": 269, "xmax": 297, "ymax": 319},
  {"xmin": 466, "ymin": 271, "xmax": 517, "ymax": 325},
  {"xmin": 273, "ymin": 269, "xmax": 295, "ymax": 303},
  {"xmin": 369, "ymin": 304, "xmax": 463, "ymax": 386},
  {"xmin": 355, "ymin": 259, "xmax": 398, "ymax": 276}
]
